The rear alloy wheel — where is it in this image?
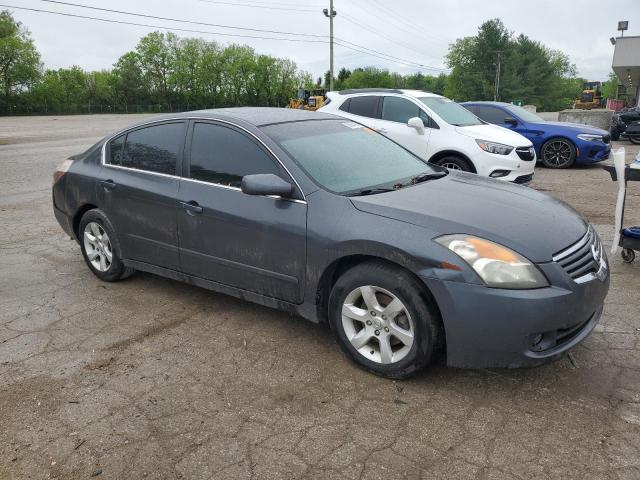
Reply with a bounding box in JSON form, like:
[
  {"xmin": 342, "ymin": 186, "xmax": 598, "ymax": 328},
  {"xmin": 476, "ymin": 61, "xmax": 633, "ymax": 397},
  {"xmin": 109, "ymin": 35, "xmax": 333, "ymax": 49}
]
[
  {"xmin": 79, "ymin": 209, "xmax": 135, "ymax": 282},
  {"xmin": 541, "ymin": 138, "xmax": 576, "ymax": 168},
  {"xmin": 329, "ymin": 261, "xmax": 440, "ymax": 379},
  {"xmin": 435, "ymin": 156, "xmax": 472, "ymax": 172}
]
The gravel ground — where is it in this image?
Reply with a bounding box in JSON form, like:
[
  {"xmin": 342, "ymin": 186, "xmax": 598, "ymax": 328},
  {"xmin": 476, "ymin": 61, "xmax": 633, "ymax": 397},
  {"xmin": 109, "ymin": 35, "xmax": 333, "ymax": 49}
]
[{"xmin": 1, "ymin": 114, "xmax": 639, "ymax": 480}]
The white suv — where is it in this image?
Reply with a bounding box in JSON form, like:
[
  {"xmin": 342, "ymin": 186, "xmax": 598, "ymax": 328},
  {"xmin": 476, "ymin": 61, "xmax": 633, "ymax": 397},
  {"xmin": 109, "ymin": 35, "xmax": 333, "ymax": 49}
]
[{"xmin": 319, "ymin": 89, "xmax": 536, "ymax": 184}]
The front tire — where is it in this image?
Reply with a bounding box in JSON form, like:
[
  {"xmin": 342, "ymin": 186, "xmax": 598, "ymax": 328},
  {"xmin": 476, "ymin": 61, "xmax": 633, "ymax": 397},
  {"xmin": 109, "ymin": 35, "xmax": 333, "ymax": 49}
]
[
  {"xmin": 328, "ymin": 261, "xmax": 440, "ymax": 379},
  {"xmin": 541, "ymin": 138, "xmax": 576, "ymax": 168},
  {"xmin": 79, "ymin": 209, "xmax": 134, "ymax": 282},
  {"xmin": 622, "ymin": 248, "xmax": 636, "ymax": 263},
  {"xmin": 434, "ymin": 156, "xmax": 473, "ymax": 172}
]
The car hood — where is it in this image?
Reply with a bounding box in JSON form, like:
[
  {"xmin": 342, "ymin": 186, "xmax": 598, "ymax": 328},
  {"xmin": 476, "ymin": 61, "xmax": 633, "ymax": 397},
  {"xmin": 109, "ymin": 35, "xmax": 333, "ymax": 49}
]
[
  {"xmin": 531, "ymin": 121, "xmax": 609, "ymax": 136},
  {"xmin": 350, "ymin": 172, "xmax": 587, "ymax": 263},
  {"xmin": 455, "ymin": 124, "xmax": 532, "ymax": 147}
]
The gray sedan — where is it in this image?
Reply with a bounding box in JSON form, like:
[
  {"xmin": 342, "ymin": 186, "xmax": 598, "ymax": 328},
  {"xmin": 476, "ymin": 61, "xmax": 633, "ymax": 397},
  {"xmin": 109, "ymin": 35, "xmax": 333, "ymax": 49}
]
[{"xmin": 52, "ymin": 108, "xmax": 609, "ymax": 378}]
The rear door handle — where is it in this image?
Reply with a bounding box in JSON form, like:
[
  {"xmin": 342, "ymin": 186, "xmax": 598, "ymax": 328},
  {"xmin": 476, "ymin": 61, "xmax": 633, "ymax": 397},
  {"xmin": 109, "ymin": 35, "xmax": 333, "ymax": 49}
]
[
  {"xmin": 180, "ymin": 201, "xmax": 203, "ymax": 215},
  {"xmin": 377, "ymin": 128, "xmax": 387, "ymax": 134},
  {"xmin": 100, "ymin": 179, "xmax": 117, "ymax": 191}
]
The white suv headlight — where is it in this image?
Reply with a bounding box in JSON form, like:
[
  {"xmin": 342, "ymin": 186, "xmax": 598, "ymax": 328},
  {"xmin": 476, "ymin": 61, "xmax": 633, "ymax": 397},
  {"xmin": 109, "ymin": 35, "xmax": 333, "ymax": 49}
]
[
  {"xmin": 577, "ymin": 134, "xmax": 603, "ymax": 142},
  {"xmin": 435, "ymin": 234, "xmax": 549, "ymax": 289},
  {"xmin": 475, "ymin": 139, "xmax": 514, "ymax": 155}
]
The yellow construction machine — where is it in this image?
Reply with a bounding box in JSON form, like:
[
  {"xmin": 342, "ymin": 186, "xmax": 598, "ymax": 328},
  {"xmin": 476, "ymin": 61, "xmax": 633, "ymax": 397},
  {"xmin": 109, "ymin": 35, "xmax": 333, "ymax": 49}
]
[
  {"xmin": 288, "ymin": 88, "xmax": 326, "ymax": 111},
  {"xmin": 574, "ymin": 81, "xmax": 603, "ymax": 110}
]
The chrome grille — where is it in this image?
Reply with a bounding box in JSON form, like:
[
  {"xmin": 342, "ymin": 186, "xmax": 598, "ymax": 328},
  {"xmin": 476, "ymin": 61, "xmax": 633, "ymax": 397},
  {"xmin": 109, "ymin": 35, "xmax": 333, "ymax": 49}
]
[{"xmin": 552, "ymin": 226, "xmax": 602, "ymax": 282}]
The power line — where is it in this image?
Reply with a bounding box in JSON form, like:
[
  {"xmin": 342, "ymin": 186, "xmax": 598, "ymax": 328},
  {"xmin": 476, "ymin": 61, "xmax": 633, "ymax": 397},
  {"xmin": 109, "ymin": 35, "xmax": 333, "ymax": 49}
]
[
  {"xmin": 335, "ymin": 41, "xmax": 446, "ymax": 72},
  {"xmin": 197, "ymin": 0, "xmax": 317, "ymax": 13},
  {"xmin": 349, "ymin": 0, "xmax": 450, "ymax": 47},
  {"xmin": 339, "ymin": 12, "xmax": 445, "ymax": 67},
  {"xmin": 40, "ymin": 0, "xmax": 324, "ymax": 38},
  {"xmin": 336, "ymin": 37, "xmax": 447, "ymax": 72},
  {"xmin": 2, "ymin": 4, "xmax": 328, "ymax": 43}
]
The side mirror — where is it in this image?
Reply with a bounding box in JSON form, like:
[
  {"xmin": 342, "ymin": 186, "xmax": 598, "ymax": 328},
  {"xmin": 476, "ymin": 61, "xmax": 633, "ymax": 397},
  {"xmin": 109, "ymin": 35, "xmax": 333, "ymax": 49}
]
[
  {"xmin": 407, "ymin": 117, "xmax": 425, "ymax": 134},
  {"xmin": 504, "ymin": 117, "xmax": 518, "ymax": 127},
  {"xmin": 241, "ymin": 174, "xmax": 293, "ymax": 198}
]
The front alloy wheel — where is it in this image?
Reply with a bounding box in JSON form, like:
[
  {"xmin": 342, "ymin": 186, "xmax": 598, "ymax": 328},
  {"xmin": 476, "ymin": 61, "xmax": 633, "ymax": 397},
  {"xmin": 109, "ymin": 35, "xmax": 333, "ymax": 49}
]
[
  {"xmin": 329, "ymin": 261, "xmax": 440, "ymax": 378},
  {"xmin": 541, "ymin": 139, "xmax": 576, "ymax": 168},
  {"xmin": 341, "ymin": 285, "xmax": 415, "ymax": 364}
]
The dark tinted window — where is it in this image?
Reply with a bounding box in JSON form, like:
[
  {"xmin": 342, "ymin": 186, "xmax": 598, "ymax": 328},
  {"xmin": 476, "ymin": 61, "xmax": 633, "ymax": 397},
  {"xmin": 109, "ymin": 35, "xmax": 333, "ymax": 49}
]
[
  {"xmin": 189, "ymin": 123, "xmax": 280, "ymax": 188},
  {"xmin": 109, "ymin": 134, "xmax": 125, "ymax": 165},
  {"xmin": 339, "ymin": 98, "xmax": 350, "ymax": 112},
  {"xmin": 347, "ymin": 96, "xmax": 379, "ymax": 118},
  {"xmin": 120, "ymin": 123, "xmax": 184, "ymax": 175},
  {"xmin": 381, "ymin": 96, "xmax": 421, "ymax": 123},
  {"xmin": 475, "ymin": 106, "xmax": 507, "ymax": 124}
]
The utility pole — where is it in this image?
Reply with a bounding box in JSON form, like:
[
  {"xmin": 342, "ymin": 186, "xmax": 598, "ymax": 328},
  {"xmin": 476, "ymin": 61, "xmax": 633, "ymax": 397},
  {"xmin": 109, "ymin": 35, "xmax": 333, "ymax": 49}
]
[
  {"xmin": 494, "ymin": 51, "xmax": 501, "ymax": 101},
  {"xmin": 323, "ymin": 1, "xmax": 337, "ymax": 91}
]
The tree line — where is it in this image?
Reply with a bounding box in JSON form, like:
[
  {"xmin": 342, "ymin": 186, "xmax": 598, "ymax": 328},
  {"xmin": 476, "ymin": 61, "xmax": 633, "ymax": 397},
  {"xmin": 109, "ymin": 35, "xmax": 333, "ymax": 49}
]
[{"xmin": 0, "ymin": 11, "xmax": 617, "ymax": 115}]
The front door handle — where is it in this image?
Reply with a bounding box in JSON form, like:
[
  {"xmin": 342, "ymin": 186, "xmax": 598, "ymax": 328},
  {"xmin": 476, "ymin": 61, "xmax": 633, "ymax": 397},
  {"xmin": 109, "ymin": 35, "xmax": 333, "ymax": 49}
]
[
  {"xmin": 180, "ymin": 201, "xmax": 203, "ymax": 215},
  {"xmin": 100, "ymin": 179, "xmax": 117, "ymax": 191},
  {"xmin": 377, "ymin": 127, "xmax": 388, "ymax": 134}
]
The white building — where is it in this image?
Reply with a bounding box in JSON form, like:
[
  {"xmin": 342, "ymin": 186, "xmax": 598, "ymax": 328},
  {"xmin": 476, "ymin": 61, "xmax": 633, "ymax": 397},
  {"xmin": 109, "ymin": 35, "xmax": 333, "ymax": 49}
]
[{"xmin": 612, "ymin": 35, "xmax": 640, "ymax": 107}]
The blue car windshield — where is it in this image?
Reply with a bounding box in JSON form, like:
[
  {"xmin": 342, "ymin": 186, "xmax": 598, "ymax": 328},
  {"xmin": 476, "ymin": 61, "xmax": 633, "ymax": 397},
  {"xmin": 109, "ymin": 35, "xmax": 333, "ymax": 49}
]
[
  {"xmin": 262, "ymin": 119, "xmax": 436, "ymax": 195},
  {"xmin": 505, "ymin": 104, "xmax": 544, "ymax": 123}
]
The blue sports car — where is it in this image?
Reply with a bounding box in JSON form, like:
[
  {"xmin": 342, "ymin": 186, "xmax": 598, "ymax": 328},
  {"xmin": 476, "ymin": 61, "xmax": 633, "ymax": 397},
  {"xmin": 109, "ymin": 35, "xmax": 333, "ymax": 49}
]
[{"xmin": 462, "ymin": 101, "xmax": 611, "ymax": 169}]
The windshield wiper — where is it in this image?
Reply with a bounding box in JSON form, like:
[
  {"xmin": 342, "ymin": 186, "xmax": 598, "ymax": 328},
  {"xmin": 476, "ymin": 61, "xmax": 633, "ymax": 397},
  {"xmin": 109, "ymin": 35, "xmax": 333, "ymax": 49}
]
[
  {"xmin": 410, "ymin": 171, "xmax": 448, "ymax": 184},
  {"xmin": 346, "ymin": 187, "xmax": 396, "ymax": 197}
]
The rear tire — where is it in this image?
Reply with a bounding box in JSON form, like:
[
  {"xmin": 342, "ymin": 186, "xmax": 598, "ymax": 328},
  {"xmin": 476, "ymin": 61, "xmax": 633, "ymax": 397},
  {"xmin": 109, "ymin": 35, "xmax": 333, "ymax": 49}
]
[
  {"xmin": 541, "ymin": 138, "xmax": 576, "ymax": 169},
  {"xmin": 79, "ymin": 209, "xmax": 135, "ymax": 282},
  {"xmin": 629, "ymin": 135, "xmax": 640, "ymax": 145},
  {"xmin": 434, "ymin": 156, "xmax": 473, "ymax": 172},
  {"xmin": 328, "ymin": 261, "xmax": 440, "ymax": 379}
]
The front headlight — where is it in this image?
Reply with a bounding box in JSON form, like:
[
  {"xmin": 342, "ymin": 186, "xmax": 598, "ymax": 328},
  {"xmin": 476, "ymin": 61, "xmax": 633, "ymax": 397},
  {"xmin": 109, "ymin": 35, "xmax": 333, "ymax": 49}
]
[
  {"xmin": 577, "ymin": 133, "xmax": 603, "ymax": 142},
  {"xmin": 475, "ymin": 139, "xmax": 514, "ymax": 155},
  {"xmin": 435, "ymin": 235, "xmax": 549, "ymax": 289}
]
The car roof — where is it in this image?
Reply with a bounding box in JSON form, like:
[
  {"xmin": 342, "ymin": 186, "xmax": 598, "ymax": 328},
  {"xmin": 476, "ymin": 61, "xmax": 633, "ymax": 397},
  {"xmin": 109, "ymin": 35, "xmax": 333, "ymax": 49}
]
[
  {"xmin": 125, "ymin": 107, "xmax": 339, "ymax": 129},
  {"xmin": 333, "ymin": 88, "xmax": 441, "ymax": 99},
  {"xmin": 461, "ymin": 101, "xmax": 512, "ymax": 106}
]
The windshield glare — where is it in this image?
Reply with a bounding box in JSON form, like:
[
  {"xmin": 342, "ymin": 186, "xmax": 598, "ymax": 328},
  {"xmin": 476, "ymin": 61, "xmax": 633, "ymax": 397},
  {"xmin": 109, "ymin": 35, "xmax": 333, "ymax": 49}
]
[
  {"xmin": 262, "ymin": 120, "xmax": 436, "ymax": 195},
  {"xmin": 505, "ymin": 104, "xmax": 544, "ymax": 123},
  {"xmin": 419, "ymin": 97, "xmax": 482, "ymax": 126}
]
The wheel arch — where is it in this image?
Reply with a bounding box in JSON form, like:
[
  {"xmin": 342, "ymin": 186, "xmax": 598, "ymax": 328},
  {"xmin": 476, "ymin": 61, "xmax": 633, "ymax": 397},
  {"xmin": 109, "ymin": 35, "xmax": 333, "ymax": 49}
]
[
  {"xmin": 428, "ymin": 150, "xmax": 477, "ymax": 173},
  {"xmin": 72, "ymin": 204, "xmax": 99, "ymax": 241},
  {"xmin": 315, "ymin": 255, "xmax": 444, "ymax": 345}
]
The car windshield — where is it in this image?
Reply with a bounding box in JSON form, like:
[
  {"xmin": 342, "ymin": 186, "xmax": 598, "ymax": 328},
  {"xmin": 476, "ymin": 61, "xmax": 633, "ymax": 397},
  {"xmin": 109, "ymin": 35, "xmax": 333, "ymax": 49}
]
[
  {"xmin": 418, "ymin": 97, "xmax": 482, "ymax": 126},
  {"xmin": 505, "ymin": 104, "xmax": 544, "ymax": 123},
  {"xmin": 262, "ymin": 119, "xmax": 437, "ymax": 195}
]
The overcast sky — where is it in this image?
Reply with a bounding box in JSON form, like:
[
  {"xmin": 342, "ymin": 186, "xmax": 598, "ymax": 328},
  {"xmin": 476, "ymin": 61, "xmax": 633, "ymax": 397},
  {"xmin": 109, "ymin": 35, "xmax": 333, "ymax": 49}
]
[{"xmin": 10, "ymin": 0, "xmax": 640, "ymax": 81}]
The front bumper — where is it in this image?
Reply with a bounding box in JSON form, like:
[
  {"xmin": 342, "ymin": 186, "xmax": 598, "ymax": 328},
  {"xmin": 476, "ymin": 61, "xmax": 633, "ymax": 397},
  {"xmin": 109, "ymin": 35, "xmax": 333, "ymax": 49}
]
[
  {"xmin": 576, "ymin": 141, "xmax": 610, "ymax": 163},
  {"xmin": 472, "ymin": 149, "xmax": 536, "ymax": 183},
  {"xmin": 421, "ymin": 260, "xmax": 609, "ymax": 369}
]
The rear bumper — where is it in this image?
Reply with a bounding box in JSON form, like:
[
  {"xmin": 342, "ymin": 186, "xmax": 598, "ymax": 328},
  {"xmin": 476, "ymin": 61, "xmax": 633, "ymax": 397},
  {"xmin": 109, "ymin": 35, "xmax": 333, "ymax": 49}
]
[
  {"xmin": 420, "ymin": 264, "xmax": 609, "ymax": 369},
  {"xmin": 53, "ymin": 194, "xmax": 75, "ymax": 239}
]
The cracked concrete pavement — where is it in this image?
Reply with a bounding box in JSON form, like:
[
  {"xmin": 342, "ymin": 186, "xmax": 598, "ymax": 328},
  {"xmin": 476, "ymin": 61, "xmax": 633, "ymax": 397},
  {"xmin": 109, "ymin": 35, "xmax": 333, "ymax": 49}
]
[{"xmin": 1, "ymin": 114, "xmax": 639, "ymax": 480}]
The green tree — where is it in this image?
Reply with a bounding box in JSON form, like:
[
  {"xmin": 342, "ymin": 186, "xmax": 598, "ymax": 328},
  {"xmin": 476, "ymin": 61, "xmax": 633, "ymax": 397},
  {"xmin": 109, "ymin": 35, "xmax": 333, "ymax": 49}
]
[
  {"xmin": 601, "ymin": 72, "xmax": 619, "ymax": 101},
  {"xmin": 0, "ymin": 10, "xmax": 41, "ymax": 112}
]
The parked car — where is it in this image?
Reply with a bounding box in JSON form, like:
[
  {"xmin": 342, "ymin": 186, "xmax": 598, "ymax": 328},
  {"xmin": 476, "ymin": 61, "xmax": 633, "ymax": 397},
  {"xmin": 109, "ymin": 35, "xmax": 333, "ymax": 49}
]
[
  {"xmin": 462, "ymin": 101, "xmax": 612, "ymax": 169},
  {"xmin": 611, "ymin": 107, "xmax": 640, "ymax": 143},
  {"xmin": 319, "ymin": 89, "xmax": 536, "ymax": 185},
  {"xmin": 53, "ymin": 108, "xmax": 609, "ymax": 378}
]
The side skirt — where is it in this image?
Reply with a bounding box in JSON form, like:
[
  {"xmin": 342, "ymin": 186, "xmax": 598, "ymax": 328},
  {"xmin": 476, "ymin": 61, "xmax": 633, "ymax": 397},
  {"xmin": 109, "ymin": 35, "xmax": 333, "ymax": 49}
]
[{"xmin": 123, "ymin": 259, "xmax": 319, "ymax": 323}]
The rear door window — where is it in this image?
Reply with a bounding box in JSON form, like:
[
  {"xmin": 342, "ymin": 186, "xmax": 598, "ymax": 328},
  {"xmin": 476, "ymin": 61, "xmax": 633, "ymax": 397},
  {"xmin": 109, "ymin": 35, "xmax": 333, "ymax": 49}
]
[
  {"xmin": 475, "ymin": 106, "xmax": 507, "ymax": 124},
  {"xmin": 346, "ymin": 96, "xmax": 379, "ymax": 119},
  {"xmin": 109, "ymin": 134, "xmax": 125, "ymax": 165},
  {"xmin": 188, "ymin": 122, "xmax": 280, "ymax": 188},
  {"xmin": 119, "ymin": 122, "xmax": 185, "ymax": 175}
]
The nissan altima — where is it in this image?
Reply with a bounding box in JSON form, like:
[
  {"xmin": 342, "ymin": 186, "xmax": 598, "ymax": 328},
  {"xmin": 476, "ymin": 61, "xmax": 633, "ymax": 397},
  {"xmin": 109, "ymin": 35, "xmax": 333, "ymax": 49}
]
[{"xmin": 52, "ymin": 108, "xmax": 609, "ymax": 378}]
